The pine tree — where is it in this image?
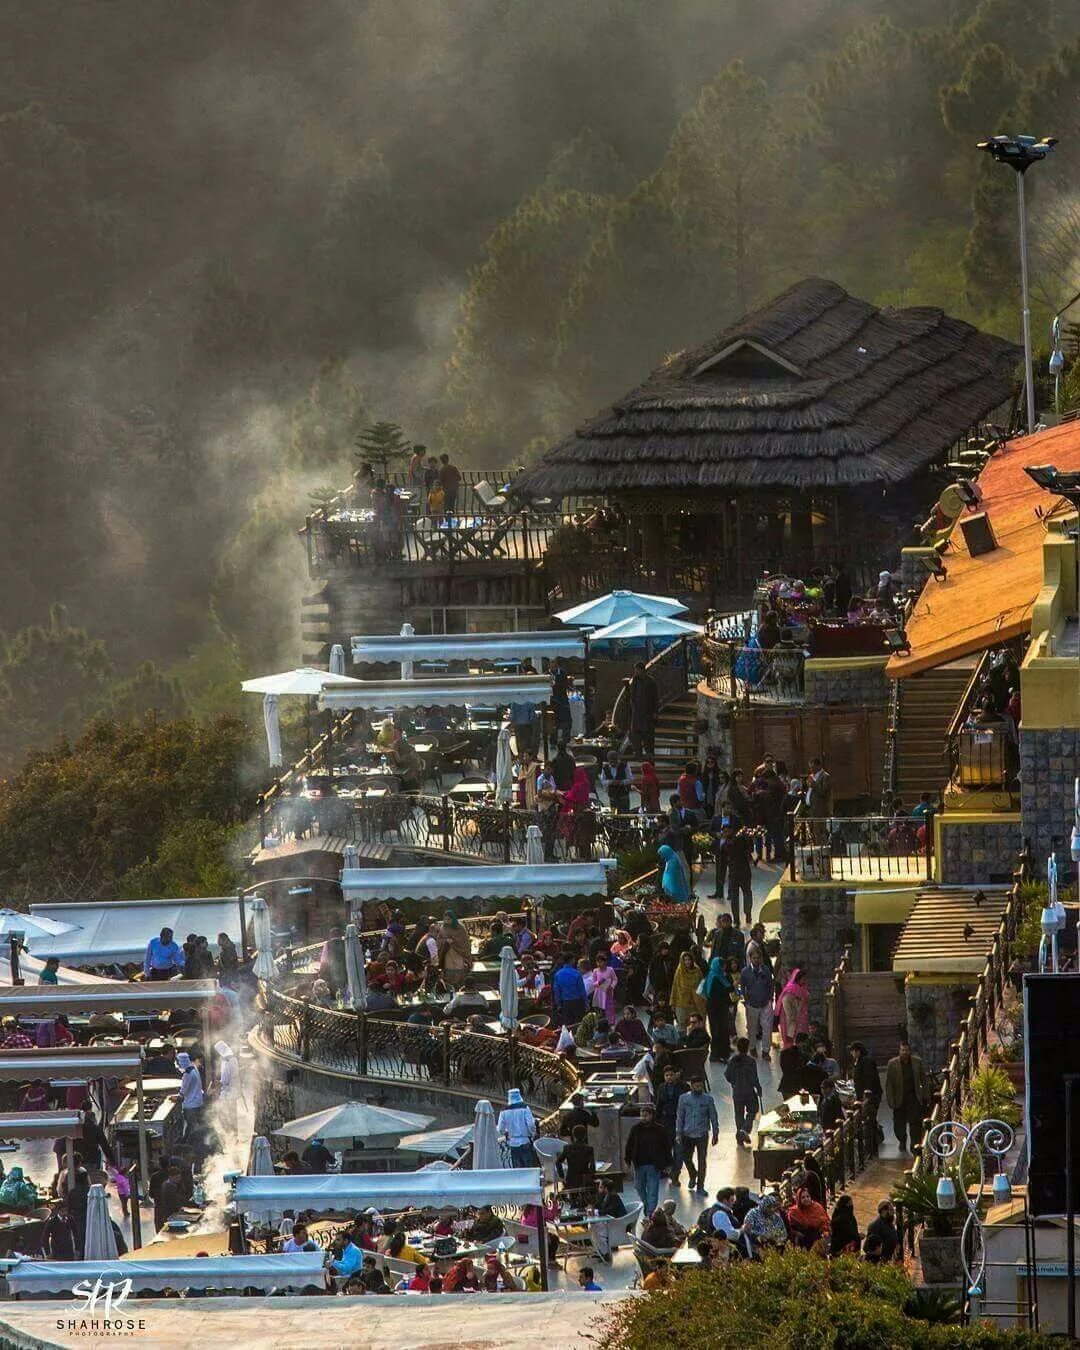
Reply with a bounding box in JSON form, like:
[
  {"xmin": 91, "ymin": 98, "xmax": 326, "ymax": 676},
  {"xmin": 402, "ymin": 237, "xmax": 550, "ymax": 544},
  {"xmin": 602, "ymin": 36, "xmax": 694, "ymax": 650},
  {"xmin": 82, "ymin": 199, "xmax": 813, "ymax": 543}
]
[{"xmin": 353, "ymin": 420, "xmax": 411, "ymax": 478}]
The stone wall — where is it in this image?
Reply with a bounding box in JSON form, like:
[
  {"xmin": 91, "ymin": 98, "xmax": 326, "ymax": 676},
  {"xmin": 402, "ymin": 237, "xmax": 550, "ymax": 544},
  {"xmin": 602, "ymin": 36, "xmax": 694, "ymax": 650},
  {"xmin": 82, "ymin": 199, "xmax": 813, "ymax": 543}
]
[
  {"xmin": 1020, "ymin": 726, "xmax": 1080, "ymax": 872},
  {"xmin": 803, "ymin": 659, "xmax": 888, "ymax": 708},
  {"xmin": 937, "ymin": 815, "xmax": 1021, "ymax": 885},
  {"xmin": 905, "ymin": 978, "xmax": 976, "ymax": 1074},
  {"xmin": 696, "ymin": 685, "xmax": 735, "ymax": 769},
  {"xmin": 778, "ymin": 883, "xmax": 858, "ymax": 1022}
]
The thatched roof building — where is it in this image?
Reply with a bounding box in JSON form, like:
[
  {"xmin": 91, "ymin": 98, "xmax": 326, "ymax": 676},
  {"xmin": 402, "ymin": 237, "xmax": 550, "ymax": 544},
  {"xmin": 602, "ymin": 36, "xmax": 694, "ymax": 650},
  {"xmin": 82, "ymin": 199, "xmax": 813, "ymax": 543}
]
[{"xmin": 520, "ymin": 278, "xmax": 1020, "ymax": 496}]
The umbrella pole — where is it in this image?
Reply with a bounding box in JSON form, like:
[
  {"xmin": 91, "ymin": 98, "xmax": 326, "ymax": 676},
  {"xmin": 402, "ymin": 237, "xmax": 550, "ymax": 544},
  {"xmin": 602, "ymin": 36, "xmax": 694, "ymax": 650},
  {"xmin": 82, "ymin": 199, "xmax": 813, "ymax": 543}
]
[
  {"xmin": 537, "ymin": 1205, "xmax": 550, "ymax": 1291},
  {"xmin": 135, "ymin": 1067, "xmax": 150, "ymax": 1208}
]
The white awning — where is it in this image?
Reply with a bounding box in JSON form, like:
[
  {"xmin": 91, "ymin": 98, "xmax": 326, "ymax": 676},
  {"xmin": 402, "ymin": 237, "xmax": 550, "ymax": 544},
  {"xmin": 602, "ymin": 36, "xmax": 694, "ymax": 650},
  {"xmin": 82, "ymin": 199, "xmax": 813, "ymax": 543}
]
[
  {"xmin": 351, "ymin": 631, "xmax": 584, "ymax": 665},
  {"xmin": 0, "ymin": 982, "xmax": 218, "ymax": 1018},
  {"xmin": 16, "ymin": 953, "xmax": 118, "ymax": 986},
  {"xmin": 0, "ymin": 1048, "xmax": 143, "ymax": 1082},
  {"xmin": 340, "ymin": 862, "xmax": 614, "ymax": 904},
  {"xmin": 25, "ymin": 897, "xmax": 242, "ymax": 967},
  {"xmin": 319, "ymin": 675, "xmax": 550, "ymax": 713},
  {"xmin": 0, "ymin": 1111, "xmax": 84, "ymax": 1140},
  {"xmin": 6, "ymin": 1254, "xmax": 327, "ymax": 1296},
  {"xmin": 232, "ymin": 1167, "xmax": 542, "ymax": 1219}
]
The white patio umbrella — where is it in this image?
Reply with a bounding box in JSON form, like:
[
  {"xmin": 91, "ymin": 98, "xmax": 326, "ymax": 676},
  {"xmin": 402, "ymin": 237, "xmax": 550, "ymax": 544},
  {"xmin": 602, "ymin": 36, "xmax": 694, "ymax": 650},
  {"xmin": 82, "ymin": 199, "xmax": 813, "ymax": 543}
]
[
  {"xmin": 248, "ymin": 1135, "xmax": 275, "ymax": 1176},
  {"xmin": 588, "ymin": 613, "xmax": 704, "ymax": 644},
  {"xmin": 262, "ymin": 693, "xmax": 283, "ymax": 768},
  {"xmin": 274, "ymin": 1101, "xmax": 434, "ymax": 1148},
  {"xmin": 471, "ymin": 1099, "xmax": 503, "ymax": 1170},
  {"xmin": 554, "ymin": 589, "xmax": 687, "ymax": 629},
  {"xmin": 397, "ymin": 1122, "xmax": 475, "ymax": 1156},
  {"xmin": 250, "ymin": 896, "xmax": 276, "ymax": 981},
  {"xmin": 399, "ymin": 621, "xmax": 416, "ymax": 681},
  {"xmin": 494, "ymin": 723, "xmax": 513, "ymax": 805},
  {"xmin": 524, "ymin": 825, "xmax": 544, "ymax": 866},
  {"xmin": 344, "ymin": 922, "xmax": 368, "ymax": 1011},
  {"xmin": 83, "ymin": 1183, "xmax": 118, "ymax": 1261},
  {"xmin": 498, "ymin": 942, "xmax": 519, "ymax": 1031},
  {"xmin": 241, "ymin": 667, "xmax": 366, "ymax": 696},
  {"xmin": 329, "ymin": 644, "xmax": 347, "ymax": 677},
  {"xmin": 0, "ymin": 909, "xmax": 79, "ymax": 942}
]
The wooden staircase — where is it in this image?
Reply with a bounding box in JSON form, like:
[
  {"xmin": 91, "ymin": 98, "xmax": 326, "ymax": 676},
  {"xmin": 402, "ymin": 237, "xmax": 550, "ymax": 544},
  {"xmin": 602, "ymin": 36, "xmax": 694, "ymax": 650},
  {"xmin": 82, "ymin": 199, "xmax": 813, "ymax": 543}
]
[
  {"xmin": 652, "ymin": 692, "xmax": 699, "ymax": 791},
  {"xmin": 892, "ymin": 667, "xmax": 971, "ymax": 806}
]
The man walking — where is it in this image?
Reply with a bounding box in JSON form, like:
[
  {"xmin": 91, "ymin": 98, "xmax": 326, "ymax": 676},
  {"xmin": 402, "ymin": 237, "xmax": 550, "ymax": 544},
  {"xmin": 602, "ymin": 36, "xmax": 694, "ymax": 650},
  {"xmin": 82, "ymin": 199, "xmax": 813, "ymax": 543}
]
[
  {"xmin": 805, "ymin": 757, "xmax": 833, "ymax": 844},
  {"xmin": 550, "ymin": 659, "xmax": 573, "ymax": 745},
  {"xmin": 674, "ymin": 1073, "xmax": 719, "ymax": 1193},
  {"xmin": 716, "ymin": 824, "xmax": 754, "ymax": 925},
  {"xmin": 623, "ymin": 1102, "xmax": 671, "ymax": 1216},
  {"xmin": 438, "ymin": 453, "xmax": 461, "ymax": 515},
  {"xmin": 885, "ymin": 1042, "xmax": 930, "ymax": 1153},
  {"xmin": 724, "ymin": 1037, "xmax": 762, "ymax": 1146},
  {"xmin": 654, "ymin": 1064, "xmax": 689, "ymax": 1182},
  {"xmin": 626, "ymin": 661, "xmax": 658, "ymax": 759},
  {"xmin": 740, "ymin": 947, "xmax": 775, "ymax": 1060},
  {"xmin": 850, "ymin": 1040, "xmax": 883, "ymax": 1138}
]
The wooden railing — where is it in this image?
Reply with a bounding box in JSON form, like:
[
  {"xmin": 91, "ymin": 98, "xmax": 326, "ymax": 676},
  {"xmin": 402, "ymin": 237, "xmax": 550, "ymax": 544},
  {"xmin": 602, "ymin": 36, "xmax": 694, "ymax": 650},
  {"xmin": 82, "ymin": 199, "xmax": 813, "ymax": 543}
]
[
  {"xmin": 609, "ymin": 634, "xmax": 701, "ymax": 731},
  {"xmin": 256, "ymin": 983, "xmax": 579, "ymax": 1131},
  {"xmin": 825, "ymin": 944, "xmax": 854, "ymax": 1061},
  {"xmin": 774, "ymin": 1095, "xmax": 881, "ymax": 1209}
]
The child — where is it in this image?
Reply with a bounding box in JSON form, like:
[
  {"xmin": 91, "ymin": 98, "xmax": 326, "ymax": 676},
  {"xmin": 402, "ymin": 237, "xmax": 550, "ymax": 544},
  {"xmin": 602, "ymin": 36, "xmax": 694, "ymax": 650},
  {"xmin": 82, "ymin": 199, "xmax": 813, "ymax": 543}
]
[{"xmin": 106, "ymin": 1163, "xmax": 131, "ymax": 1220}]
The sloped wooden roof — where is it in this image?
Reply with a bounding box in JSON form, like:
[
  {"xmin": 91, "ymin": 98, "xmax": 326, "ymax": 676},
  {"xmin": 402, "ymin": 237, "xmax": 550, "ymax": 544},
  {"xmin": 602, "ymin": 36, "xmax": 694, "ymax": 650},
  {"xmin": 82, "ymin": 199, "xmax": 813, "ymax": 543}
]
[
  {"xmin": 893, "ymin": 884, "xmax": 1012, "ymax": 973},
  {"xmin": 888, "ymin": 419, "xmax": 1080, "ymax": 677},
  {"xmin": 519, "ymin": 278, "xmax": 1019, "ymax": 495}
]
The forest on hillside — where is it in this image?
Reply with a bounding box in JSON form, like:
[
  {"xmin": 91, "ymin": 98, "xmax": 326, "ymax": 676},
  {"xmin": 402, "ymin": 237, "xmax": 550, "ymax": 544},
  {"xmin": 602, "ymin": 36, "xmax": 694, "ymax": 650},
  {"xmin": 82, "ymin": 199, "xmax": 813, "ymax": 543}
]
[{"xmin": 2, "ymin": 0, "xmax": 1080, "ymax": 776}]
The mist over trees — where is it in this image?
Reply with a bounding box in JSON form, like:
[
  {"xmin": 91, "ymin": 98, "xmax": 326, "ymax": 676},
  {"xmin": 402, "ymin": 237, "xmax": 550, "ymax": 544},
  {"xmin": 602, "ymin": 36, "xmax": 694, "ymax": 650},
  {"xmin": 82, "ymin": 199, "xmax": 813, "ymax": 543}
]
[{"xmin": 2, "ymin": 0, "xmax": 1080, "ymax": 772}]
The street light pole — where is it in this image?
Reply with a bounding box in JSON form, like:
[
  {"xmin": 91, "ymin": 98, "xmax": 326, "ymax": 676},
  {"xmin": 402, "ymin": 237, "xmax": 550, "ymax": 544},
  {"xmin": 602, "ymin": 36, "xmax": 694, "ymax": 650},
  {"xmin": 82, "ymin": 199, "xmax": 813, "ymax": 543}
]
[{"xmin": 977, "ymin": 134, "xmax": 1057, "ymax": 436}]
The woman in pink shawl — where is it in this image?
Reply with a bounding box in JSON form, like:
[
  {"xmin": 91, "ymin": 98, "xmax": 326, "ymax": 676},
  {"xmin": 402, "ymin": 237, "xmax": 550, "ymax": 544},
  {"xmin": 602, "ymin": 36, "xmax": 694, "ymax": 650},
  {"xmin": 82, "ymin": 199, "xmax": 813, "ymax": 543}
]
[
  {"xmin": 589, "ymin": 951, "xmax": 618, "ymax": 1021},
  {"xmin": 776, "ymin": 968, "xmax": 810, "ymax": 1048},
  {"xmin": 559, "ymin": 765, "xmax": 591, "ymax": 849}
]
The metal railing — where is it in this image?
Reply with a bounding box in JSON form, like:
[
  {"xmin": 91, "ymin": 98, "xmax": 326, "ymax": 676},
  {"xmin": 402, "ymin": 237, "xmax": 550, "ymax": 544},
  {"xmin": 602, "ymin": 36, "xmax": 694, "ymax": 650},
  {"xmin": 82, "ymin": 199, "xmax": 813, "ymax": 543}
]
[
  {"xmin": 882, "ymin": 676, "xmax": 900, "ymax": 814},
  {"xmin": 702, "ymin": 638, "xmax": 804, "ymax": 704},
  {"xmin": 280, "ymin": 913, "xmax": 530, "ymax": 976},
  {"xmin": 257, "ymin": 983, "xmax": 579, "ymax": 1129},
  {"xmin": 302, "ymin": 510, "xmax": 562, "ymax": 574},
  {"xmin": 787, "ymin": 814, "xmax": 933, "ymax": 883},
  {"xmin": 944, "ymin": 647, "xmax": 1022, "ymax": 795},
  {"xmin": 773, "ymin": 1094, "xmax": 882, "ymax": 1209}
]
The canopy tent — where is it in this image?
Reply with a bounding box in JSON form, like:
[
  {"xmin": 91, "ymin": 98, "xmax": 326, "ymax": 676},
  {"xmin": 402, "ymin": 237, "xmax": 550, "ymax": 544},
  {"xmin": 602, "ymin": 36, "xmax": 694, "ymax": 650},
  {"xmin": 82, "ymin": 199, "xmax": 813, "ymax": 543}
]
[
  {"xmin": 0, "ymin": 1046, "xmax": 143, "ymax": 1081},
  {"xmin": 24, "ymin": 897, "xmax": 244, "ymax": 967},
  {"xmin": 14, "ymin": 952, "xmax": 108, "ymax": 986},
  {"xmin": 0, "ymin": 982, "xmax": 218, "ymax": 1019},
  {"xmin": 340, "ymin": 862, "xmax": 615, "ymax": 905},
  {"xmin": 351, "ymin": 630, "xmax": 585, "ymax": 670},
  {"xmin": 589, "ymin": 613, "xmax": 703, "ymax": 644},
  {"xmin": 554, "ymin": 589, "xmax": 687, "ymax": 628},
  {"xmin": 319, "ymin": 674, "xmax": 550, "ymax": 714},
  {"xmin": 0, "ymin": 909, "xmax": 79, "ymax": 941},
  {"xmin": 0, "ymin": 1111, "xmax": 84, "ymax": 1141},
  {"xmin": 241, "ymin": 667, "xmax": 365, "ymax": 695},
  {"xmin": 6, "ymin": 1254, "xmax": 327, "ymax": 1297},
  {"xmin": 273, "ymin": 1102, "xmax": 434, "ymax": 1148},
  {"xmin": 231, "ymin": 1167, "xmax": 543, "ymax": 1219},
  {"xmin": 396, "ymin": 1122, "xmax": 474, "ymax": 1156}
]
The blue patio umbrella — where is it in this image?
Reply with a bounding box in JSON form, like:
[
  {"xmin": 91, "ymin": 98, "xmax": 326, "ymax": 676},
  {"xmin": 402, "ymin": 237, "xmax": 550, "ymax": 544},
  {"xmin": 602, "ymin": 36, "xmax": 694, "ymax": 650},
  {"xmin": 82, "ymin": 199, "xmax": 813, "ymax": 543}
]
[{"xmin": 554, "ymin": 589, "xmax": 687, "ymax": 629}]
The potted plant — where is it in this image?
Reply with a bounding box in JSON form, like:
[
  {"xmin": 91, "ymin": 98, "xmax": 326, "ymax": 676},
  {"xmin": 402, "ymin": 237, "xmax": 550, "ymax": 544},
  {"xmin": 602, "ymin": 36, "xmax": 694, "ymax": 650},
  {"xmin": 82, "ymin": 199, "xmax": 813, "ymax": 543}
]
[
  {"xmin": 962, "ymin": 1064, "xmax": 1021, "ymax": 1128},
  {"xmin": 890, "ymin": 1172, "xmax": 965, "ymax": 1284},
  {"xmin": 987, "ymin": 992, "xmax": 1025, "ymax": 1090}
]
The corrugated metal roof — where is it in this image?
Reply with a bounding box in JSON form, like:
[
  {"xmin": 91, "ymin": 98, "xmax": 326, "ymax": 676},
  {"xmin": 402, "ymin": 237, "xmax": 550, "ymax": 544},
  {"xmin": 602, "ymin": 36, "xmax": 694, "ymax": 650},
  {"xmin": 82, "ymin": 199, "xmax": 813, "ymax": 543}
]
[{"xmin": 893, "ymin": 884, "xmax": 1011, "ymax": 973}]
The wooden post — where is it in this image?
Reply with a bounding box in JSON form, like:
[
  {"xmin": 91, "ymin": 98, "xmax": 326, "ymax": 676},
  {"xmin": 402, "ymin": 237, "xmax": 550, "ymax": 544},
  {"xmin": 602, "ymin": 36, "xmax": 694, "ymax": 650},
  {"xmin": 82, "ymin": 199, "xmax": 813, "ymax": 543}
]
[
  {"xmin": 536, "ymin": 1202, "xmax": 551, "ymax": 1291},
  {"xmin": 127, "ymin": 1164, "xmax": 143, "ymax": 1250},
  {"xmin": 134, "ymin": 1066, "xmax": 151, "ymax": 1206}
]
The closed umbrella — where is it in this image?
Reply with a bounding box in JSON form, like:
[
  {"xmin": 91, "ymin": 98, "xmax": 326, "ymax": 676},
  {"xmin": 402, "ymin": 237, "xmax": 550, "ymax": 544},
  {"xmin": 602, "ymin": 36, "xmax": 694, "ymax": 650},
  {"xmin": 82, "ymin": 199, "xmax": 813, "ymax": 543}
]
[
  {"xmin": 83, "ymin": 1183, "xmax": 118, "ymax": 1261},
  {"xmin": 471, "ymin": 1099, "xmax": 502, "ymax": 1170},
  {"xmin": 329, "ymin": 644, "xmax": 346, "ymax": 677},
  {"xmin": 399, "ymin": 622, "xmax": 416, "ymax": 682},
  {"xmin": 498, "ymin": 942, "xmax": 519, "ymax": 1031},
  {"xmin": 262, "ymin": 694, "xmax": 283, "ymax": 769},
  {"xmin": 495, "ymin": 723, "xmax": 513, "ymax": 805},
  {"xmin": 250, "ymin": 896, "xmax": 276, "ymax": 982},
  {"xmin": 344, "ymin": 922, "xmax": 368, "ymax": 1011},
  {"xmin": 525, "ymin": 825, "xmax": 544, "ymax": 866},
  {"xmin": 554, "ymin": 589, "xmax": 687, "ymax": 629},
  {"xmin": 248, "ymin": 1135, "xmax": 275, "ymax": 1176}
]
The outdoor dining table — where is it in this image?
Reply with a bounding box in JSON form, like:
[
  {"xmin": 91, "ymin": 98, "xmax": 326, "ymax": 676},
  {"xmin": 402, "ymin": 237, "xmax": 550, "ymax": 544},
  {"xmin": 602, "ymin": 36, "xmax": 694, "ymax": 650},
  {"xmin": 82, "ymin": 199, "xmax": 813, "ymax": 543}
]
[{"xmin": 447, "ymin": 780, "xmax": 492, "ymax": 800}]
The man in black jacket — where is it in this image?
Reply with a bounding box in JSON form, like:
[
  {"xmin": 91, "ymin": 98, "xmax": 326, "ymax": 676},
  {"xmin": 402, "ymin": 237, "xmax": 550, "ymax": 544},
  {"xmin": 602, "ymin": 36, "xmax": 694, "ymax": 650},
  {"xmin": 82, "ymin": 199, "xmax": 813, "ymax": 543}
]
[
  {"xmin": 818, "ymin": 1077, "xmax": 844, "ymax": 1133},
  {"xmin": 849, "ymin": 1040, "xmax": 883, "ymax": 1140},
  {"xmin": 653, "ymin": 1066, "xmax": 690, "ymax": 1185},
  {"xmin": 715, "ymin": 824, "xmax": 754, "ymax": 925},
  {"xmin": 623, "ymin": 1103, "xmax": 672, "ymax": 1217},
  {"xmin": 560, "ymin": 1093, "xmax": 600, "ymax": 1138},
  {"xmin": 724, "ymin": 1036, "xmax": 763, "ymax": 1145}
]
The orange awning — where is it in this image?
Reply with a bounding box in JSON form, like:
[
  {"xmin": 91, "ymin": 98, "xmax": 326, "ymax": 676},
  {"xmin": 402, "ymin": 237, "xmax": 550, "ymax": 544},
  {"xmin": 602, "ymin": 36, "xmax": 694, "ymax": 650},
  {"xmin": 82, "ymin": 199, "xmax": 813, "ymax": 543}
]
[{"xmin": 888, "ymin": 420, "xmax": 1080, "ymax": 677}]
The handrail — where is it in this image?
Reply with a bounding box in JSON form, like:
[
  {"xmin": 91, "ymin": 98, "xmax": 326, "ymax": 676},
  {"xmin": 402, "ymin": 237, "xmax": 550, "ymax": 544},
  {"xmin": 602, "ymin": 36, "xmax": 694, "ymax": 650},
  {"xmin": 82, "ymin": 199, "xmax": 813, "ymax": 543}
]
[
  {"xmin": 773, "ymin": 1095, "xmax": 880, "ymax": 1209},
  {"xmin": 789, "ymin": 815, "xmax": 932, "ymax": 883},
  {"xmin": 882, "ymin": 676, "xmax": 900, "ymax": 814},
  {"xmin": 825, "ymin": 944, "xmax": 853, "ymax": 1058},
  {"xmin": 609, "ymin": 634, "xmax": 700, "ymax": 731}
]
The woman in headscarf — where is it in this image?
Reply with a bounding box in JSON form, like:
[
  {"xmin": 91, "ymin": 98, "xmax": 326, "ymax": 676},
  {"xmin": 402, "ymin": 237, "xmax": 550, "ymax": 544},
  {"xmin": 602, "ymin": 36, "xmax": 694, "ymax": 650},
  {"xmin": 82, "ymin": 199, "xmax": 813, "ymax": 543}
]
[
  {"xmin": 829, "ymin": 1193, "xmax": 861, "ymax": 1257},
  {"xmin": 669, "ymin": 950, "xmax": 706, "ymax": 1029},
  {"xmin": 658, "ymin": 843, "xmax": 689, "ymax": 903},
  {"xmin": 775, "ymin": 968, "xmax": 810, "ymax": 1049},
  {"xmin": 702, "ymin": 955, "xmax": 734, "ymax": 1061},
  {"xmin": 639, "ymin": 761, "xmax": 661, "ymax": 814},
  {"xmin": 589, "ymin": 952, "xmax": 618, "ymax": 1022},
  {"xmin": 559, "ymin": 765, "xmax": 594, "ymax": 858},
  {"xmin": 442, "ymin": 1257, "xmax": 480, "ymax": 1292},
  {"xmin": 742, "ymin": 1192, "xmax": 788, "ymax": 1256},
  {"xmin": 609, "ymin": 929, "xmax": 633, "ymax": 962},
  {"xmin": 436, "ymin": 911, "xmax": 472, "ymax": 989},
  {"xmin": 786, "ymin": 1187, "xmax": 831, "ymax": 1250}
]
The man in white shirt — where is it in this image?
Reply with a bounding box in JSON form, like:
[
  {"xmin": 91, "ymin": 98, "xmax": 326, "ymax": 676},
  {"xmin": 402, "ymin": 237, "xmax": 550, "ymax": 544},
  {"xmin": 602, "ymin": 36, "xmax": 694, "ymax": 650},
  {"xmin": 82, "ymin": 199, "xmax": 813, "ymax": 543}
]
[
  {"xmin": 175, "ymin": 1051, "xmax": 206, "ymax": 1158},
  {"xmin": 497, "ymin": 1087, "xmax": 537, "ymax": 1166}
]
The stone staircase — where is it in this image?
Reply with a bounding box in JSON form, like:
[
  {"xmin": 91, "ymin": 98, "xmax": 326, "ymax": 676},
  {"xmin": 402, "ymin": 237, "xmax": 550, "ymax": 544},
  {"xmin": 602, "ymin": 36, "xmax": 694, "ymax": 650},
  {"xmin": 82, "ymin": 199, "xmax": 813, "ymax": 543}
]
[{"xmin": 892, "ymin": 666, "xmax": 971, "ymax": 806}]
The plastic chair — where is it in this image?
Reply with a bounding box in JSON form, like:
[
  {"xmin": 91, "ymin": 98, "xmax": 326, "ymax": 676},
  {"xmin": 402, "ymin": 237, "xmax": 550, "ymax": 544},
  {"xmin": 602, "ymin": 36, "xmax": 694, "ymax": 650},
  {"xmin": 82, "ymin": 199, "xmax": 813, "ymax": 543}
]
[
  {"xmin": 533, "ymin": 1135, "xmax": 565, "ymax": 1187},
  {"xmin": 596, "ymin": 1201, "xmax": 644, "ymax": 1258},
  {"xmin": 632, "ymin": 1237, "xmax": 678, "ymax": 1280}
]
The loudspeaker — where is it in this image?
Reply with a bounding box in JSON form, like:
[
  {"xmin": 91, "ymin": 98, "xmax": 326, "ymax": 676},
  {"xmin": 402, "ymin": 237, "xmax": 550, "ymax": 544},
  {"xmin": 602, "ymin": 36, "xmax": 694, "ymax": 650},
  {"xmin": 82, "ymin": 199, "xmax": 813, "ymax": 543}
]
[
  {"xmin": 960, "ymin": 512, "xmax": 998, "ymax": 557},
  {"xmin": 1025, "ymin": 974, "xmax": 1080, "ymax": 1216}
]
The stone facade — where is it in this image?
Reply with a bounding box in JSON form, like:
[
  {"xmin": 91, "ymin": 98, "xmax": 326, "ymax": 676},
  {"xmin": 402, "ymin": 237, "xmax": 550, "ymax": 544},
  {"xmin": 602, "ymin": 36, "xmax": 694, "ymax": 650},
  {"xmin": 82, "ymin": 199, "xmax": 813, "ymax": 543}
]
[
  {"xmin": 1020, "ymin": 726, "xmax": 1080, "ymax": 872},
  {"xmin": 696, "ymin": 686, "xmax": 735, "ymax": 768},
  {"xmin": 905, "ymin": 978, "xmax": 976, "ymax": 1074},
  {"xmin": 803, "ymin": 659, "xmax": 888, "ymax": 708},
  {"xmin": 937, "ymin": 816, "xmax": 1021, "ymax": 885},
  {"xmin": 778, "ymin": 883, "xmax": 858, "ymax": 1021}
]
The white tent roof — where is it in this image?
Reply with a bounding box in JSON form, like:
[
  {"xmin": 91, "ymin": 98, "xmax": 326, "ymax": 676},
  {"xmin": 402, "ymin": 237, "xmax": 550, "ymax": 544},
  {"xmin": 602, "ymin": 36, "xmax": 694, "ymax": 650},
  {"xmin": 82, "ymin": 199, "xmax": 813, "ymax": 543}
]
[
  {"xmin": 0, "ymin": 982, "xmax": 218, "ymax": 1018},
  {"xmin": 340, "ymin": 862, "xmax": 614, "ymax": 903},
  {"xmin": 0, "ymin": 909, "xmax": 79, "ymax": 939},
  {"xmin": 352, "ymin": 630, "xmax": 585, "ymax": 665},
  {"xmin": 0, "ymin": 1047, "xmax": 142, "ymax": 1082},
  {"xmin": 0, "ymin": 1111, "xmax": 84, "ymax": 1140},
  {"xmin": 26, "ymin": 897, "xmax": 242, "ymax": 966},
  {"xmin": 16, "ymin": 952, "xmax": 116, "ymax": 986},
  {"xmin": 241, "ymin": 666, "xmax": 365, "ymax": 695},
  {"xmin": 273, "ymin": 1101, "xmax": 435, "ymax": 1146},
  {"xmin": 319, "ymin": 674, "xmax": 550, "ymax": 713},
  {"xmin": 396, "ymin": 1123, "xmax": 474, "ymax": 1155},
  {"xmin": 6, "ymin": 1254, "xmax": 326, "ymax": 1296},
  {"xmin": 554, "ymin": 589, "xmax": 687, "ymax": 628},
  {"xmin": 232, "ymin": 1167, "xmax": 542, "ymax": 1218},
  {"xmin": 589, "ymin": 613, "xmax": 703, "ymax": 642}
]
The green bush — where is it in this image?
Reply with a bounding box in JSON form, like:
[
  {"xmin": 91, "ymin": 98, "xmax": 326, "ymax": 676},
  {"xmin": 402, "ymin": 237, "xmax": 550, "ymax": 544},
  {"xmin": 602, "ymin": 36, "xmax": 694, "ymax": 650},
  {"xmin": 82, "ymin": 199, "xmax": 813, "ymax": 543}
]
[{"xmin": 599, "ymin": 1249, "xmax": 1049, "ymax": 1348}]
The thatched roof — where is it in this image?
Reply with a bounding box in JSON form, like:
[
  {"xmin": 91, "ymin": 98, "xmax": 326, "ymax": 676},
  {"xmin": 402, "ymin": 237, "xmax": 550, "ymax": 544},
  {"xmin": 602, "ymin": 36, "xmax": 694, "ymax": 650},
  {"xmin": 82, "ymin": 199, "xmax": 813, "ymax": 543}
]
[{"xmin": 518, "ymin": 278, "xmax": 1020, "ymax": 495}]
